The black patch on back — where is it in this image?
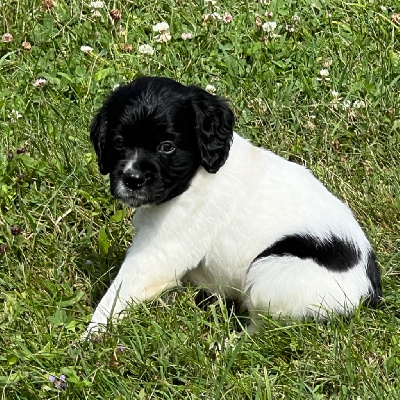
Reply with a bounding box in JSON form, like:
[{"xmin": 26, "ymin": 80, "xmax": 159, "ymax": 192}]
[
  {"xmin": 253, "ymin": 233, "xmax": 361, "ymax": 272},
  {"xmin": 363, "ymin": 250, "xmax": 382, "ymax": 308}
]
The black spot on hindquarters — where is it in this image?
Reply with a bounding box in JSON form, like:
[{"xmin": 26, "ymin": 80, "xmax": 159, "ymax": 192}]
[
  {"xmin": 253, "ymin": 233, "xmax": 361, "ymax": 272},
  {"xmin": 364, "ymin": 250, "xmax": 382, "ymax": 308}
]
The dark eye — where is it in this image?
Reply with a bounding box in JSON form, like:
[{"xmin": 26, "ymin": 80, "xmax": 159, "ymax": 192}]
[
  {"xmin": 113, "ymin": 136, "xmax": 124, "ymax": 149},
  {"xmin": 158, "ymin": 141, "xmax": 176, "ymax": 154}
]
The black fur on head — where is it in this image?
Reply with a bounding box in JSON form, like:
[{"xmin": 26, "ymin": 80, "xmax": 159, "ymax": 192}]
[{"xmin": 89, "ymin": 76, "xmax": 234, "ymax": 207}]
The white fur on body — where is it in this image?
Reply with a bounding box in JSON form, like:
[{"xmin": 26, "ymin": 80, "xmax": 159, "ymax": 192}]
[{"xmin": 85, "ymin": 133, "xmax": 373, "ymax": 336}]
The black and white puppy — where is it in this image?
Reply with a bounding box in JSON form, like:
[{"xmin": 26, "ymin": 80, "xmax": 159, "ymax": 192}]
[{"xmin": 85, "ymin": 76, "xmax": 382, "ymax": 336}]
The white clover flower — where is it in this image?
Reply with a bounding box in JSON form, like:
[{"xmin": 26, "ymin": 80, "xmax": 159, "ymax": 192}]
[
  {"xmin": 90, "ymin": 1, "xmax": 105, "ymax": 9},
  {"xmin": 286, "ymin": 24, "xmax": 295, "ymax": 32},
  {"xmin": 223, "ymin": 12, "xmax": 233, "ymax": 23},
  {"xmin": 138, "ymin": 44, "xmax": 154, "ymax": 55},
  {"xmin": 80, "ymin": 45, "xmax": 93, "ymax": 53},
  {"xmin": 181, "ymin": 32, "xmax": 192, "ymax": 40},
  {"xmin": 353, "ymin": 99, "xmax": 366, "ymax": 109},
  {"xmin": 33, "ymin": 78, "xmax": 47, "ymax": 87},
  {"xmin": 380, "ymin": 5, "xmax": 387, "ymax": 11},
  {"xmin": 92, "ymin": 10, "xmax": 102, "ymax": 18},
  {"xmin": 391, "ymin": 13, "xmax": 400, "ymax": 26},
  {"xmin": 329, "ymin": 92, "xmax": 342, "ymax": 110},
  {"xmin": 205, "ymin": 84, "xmax": 216, "ymax": 94},
  {"xmin": 262, "ymin": 21, "xmax": 277, "ymax": 33},
  {"xmin": 8, "ymin": 109, "xmax": 22, "ymax": 122},
  {"xmin": 317, "ymin": 69, "xmax": 330, "ymax": 82},
  {"xmin": 319, "ymin": 69, "xmax": 329, "ymax": 77},
  {"xmin": 155, "ymin": 32, "xmax": 172, "ymax": 43},
  {"xmin": 292, "ymin": 15, "xmax": 300, "ymax": 23},
  {"xmin": 265, "ymin": 11, "xmax": 273, "ymax": 18},
  {"xmin": 152, "ymin": 21, "xmax": 171, "ymax": 42},
  {"xmin": 2, "ymin": 32, "xmax": 13, "ymax": 43},
  {"xmin": 152, "ymin": 22, "xmax": 170, "ymax": 33}
]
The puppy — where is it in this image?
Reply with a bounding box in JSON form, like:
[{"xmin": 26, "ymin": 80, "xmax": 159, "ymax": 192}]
[{"xmin": 85, "ymin": 76, "xmax": 381, "ymax": 336}]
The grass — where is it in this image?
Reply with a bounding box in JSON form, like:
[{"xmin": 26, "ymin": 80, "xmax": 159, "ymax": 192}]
[{"xmin": 0, "ymin": 0, "xmax": 399, "ymax": 398}]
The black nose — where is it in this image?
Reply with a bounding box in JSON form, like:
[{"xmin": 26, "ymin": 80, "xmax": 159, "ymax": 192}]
[{"xmin": 123, "ymin": 170, "xmax": 147, "ymax": 190}]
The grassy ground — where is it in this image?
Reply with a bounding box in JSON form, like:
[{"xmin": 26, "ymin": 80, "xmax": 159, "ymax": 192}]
[{"xmin": 0, "ymin": 0, "xmax": 399, "ymax": 398}]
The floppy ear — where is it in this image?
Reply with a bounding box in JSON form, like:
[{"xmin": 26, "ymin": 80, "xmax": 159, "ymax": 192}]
[
  {"xmin": 191, "ymin": 88, "xmax": 234, "ymax": 173},
  {"xmin": 90, "ymin": 107, "xmax": 110, "ymax": 175}
]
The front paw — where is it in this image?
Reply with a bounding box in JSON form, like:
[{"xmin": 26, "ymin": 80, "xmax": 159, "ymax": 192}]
[{"xmin": 81, "ymin": 315, "xmax": 108, "ymax": 341}]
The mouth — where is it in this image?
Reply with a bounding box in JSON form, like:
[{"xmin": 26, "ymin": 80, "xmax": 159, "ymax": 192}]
[
  {"xmin": 111, "ymin": 178, "xmax": 171, "ymax": 207},
  {"xmin": 110, "ymin": 169, "xmax": 176, "ymax": 207},
  {"xmin": 111, "ymin": 182, "xmax": 151, "ymax": 207}
]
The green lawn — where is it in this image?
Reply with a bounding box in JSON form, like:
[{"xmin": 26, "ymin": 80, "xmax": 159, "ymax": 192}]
[{"xmin": 1, "ymin": 0, "xmax": 399, "ymax": 398}]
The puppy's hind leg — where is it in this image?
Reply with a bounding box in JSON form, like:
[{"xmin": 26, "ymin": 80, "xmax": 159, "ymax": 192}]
[{"xmin": 244, "ymin": 256, "xmax": 369, "ymax": 332}]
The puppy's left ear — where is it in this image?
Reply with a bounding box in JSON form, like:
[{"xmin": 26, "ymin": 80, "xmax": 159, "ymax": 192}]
[
  {"xmin": 191, "ymin": 88, "xmax": 234, "ymax": 173},
  {"xmin": 90, "ymin": 107, "xmax": 110, "ymax": 175}
]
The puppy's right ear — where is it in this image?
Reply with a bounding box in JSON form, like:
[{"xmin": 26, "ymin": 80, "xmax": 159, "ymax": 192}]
[{"xmin": 90, "ymin": 108, "xmax": 110, "ymax": 175}]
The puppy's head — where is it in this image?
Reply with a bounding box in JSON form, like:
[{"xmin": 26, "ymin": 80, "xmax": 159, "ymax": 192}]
[{"xmin": 90, "ymin": 76, "xmax": 234, "ymax": 207}]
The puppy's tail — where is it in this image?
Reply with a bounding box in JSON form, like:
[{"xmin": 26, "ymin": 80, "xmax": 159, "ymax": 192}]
[{"xmin": 363, "ymin": 250, "xmax": 382, "ymax": 308}]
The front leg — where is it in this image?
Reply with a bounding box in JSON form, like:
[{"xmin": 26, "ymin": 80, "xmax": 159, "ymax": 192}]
[
  {"xmin": 83, "ymin": 256, "xmax": 182, "ymax": 338},
  {"xmin": 83, "ymin": 235, "xmax": 204, "ymax": 338}
]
